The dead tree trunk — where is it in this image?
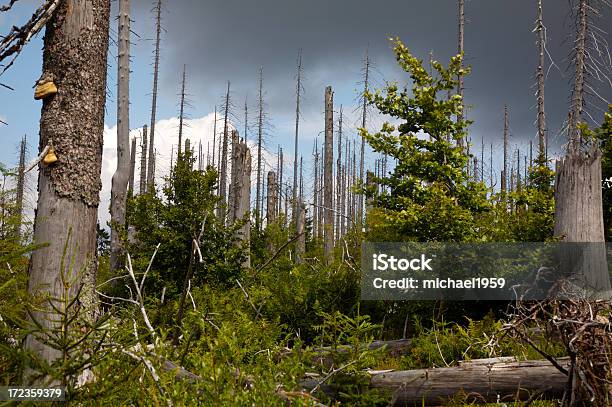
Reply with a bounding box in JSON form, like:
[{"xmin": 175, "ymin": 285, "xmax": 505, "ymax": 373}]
[
  {"xmin": 296, "ymin": 157, "xmax": 305, "ymax": 263},
  {"xmin": 218, "ymin": 81, "xmax": 231, "ymax": 219},
  {"xmin": 535, "ymin": 0, "xmax": 547, "ymax": 159},
  {"xmin": 318, "ymin": 144, "xmax": 324, "ymax": 240},
  {"xmin": 457, "ymin": 0, "xmax": 466, "ymax": 150},
  {"xmin": 358, "ymin": 49, "xmax": 370, "ymax": 227},
  {"xmin": 128, "ymin": 136, "xmax": 136, "ymax": 195},
  {"xmin": 267, "ymin": 171, "xmax": 278, "ymax": 224},
  {"xmin": 177, "ymin": 65, "xmax": 186, "ymax": 157},
  {"xmin": 292, "ymin": 50, "xmax": 303, "ymax": 228},
  {"xmin": 25, "ymin": 0, "xmax": 111, "ymax": 373},
  {"xmin": 502, "ymin": 105, "xmax": 509, "ymax": 194},
  {"xmin": 147, "ymin": 0, "xmax": 162, "ymax": 190},
  {"xmin": 554, "ymin": 0, "xmax": 610, "ymax": 293},
  {"xmin": 212, "ymin": 106, "xmax": 217, "ymax": 169},
  {"xmin": 256, "ymin": 67, "xmax": 264, "ymax": 231},
  {"xmin": 228, "ymin": 130, "xmax": 239, "ymax": 224},
  {"xmin": 14, "ymin": 135, "xmax": 26, "ymax": 239},
  {"xmin": 323, "ymin": 86, "xmax": 334, "ymax": 264},
  {"xmin": 313, "ymin": 139, "xmax": 319, "ymax": 239},
  {"xmin": 370, "ymin": 358, "xmax": 569, "ymax": 406},
  {"xmin": 230, "ymin": 138, "xmax": 251, "ymax": 268},
  {"xmin": 110, "ymin": 0, "xmax": 131, "ymax": 274},
  {"xmin": 336, "ymin": 105, "xmax": 343, "ymax": 241},
  {"xmin": 278, "ymin": 147, "xmax": 284, "ymax": 218},
  {"xmin": 139, "ymin": 125, "xmax": 148, "ymax": 195}
]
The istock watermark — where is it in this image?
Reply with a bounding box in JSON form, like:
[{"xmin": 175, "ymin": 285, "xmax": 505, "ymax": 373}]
[{"xmin": 361, "ymin": 242, "xmax": 612, "ymax": 301}]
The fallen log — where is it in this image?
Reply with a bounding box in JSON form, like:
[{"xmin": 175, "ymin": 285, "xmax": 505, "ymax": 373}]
[{"xmin": 370, "ymin": 357, "xmax": 569, "ymax": 406}]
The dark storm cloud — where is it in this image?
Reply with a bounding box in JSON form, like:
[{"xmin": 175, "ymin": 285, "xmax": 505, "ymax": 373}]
[{"xmin": 132, "ymin": 0, "xmax": 611, "ymax": 154}]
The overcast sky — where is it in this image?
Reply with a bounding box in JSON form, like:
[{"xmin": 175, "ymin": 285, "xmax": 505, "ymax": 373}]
[{"xmin": 1, "ymin": 0, "xmax": 611, "ymax": 224}]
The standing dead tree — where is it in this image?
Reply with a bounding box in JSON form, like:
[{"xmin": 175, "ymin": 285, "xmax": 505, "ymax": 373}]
[
  {"xmin": 110, "ymin": 0, "xmax": 131, "ymax": 274},
  {"xmin": 256, "ymin": 67, "xmax": 265, "ymax": 230},
  {"xmin": 358, "ymin": 49, "xmax": 370, "ymax": 227},
  {"xmin": 147, "ymin": 0, "xmax": 162, "ymax": 190},
  {"xmin": 177, "ymin": 65, "xmax": 187, "ymax": 157},
  {"xmin": 218, "ymin": 81, "xmax": 232, "ymax": 219},
  {"xmin": 457, "ymin": 0, "xmax": 466, "ymax": 149},
  {"xmin": 296, "ymin": 157, "xmax": 305, "ymax": 264},
  {"xmin": 228, "ymin": 132, "xmax": 252, "ymax": 268},
  {"xmin": 336, "ymin": 105, "xmax": 343, "ymax": 241},
  {"xmin": 293, "ymin": 50, "xmax": 303, "ymax": 227},
  {"xmin": 0, "ymin": 0, "xmax": 112, "ymax": 375},
  {"xmin": 267, "ymin": 171, "xmax": 278, "ymax": 224},
  {"xmin": 140, "ymin": 125, "xmax": 148, "ymax": 195},
  {"xmin": 502, "ymin": 105, "xmax": 509, "ymax": 194},
  {"xmin": 535, "ymin": 0, "xmax": 547, "ymax": 160},
  {"xmin": 554, "ymin": 0, "xmax": 611, "ymax": 290},
  {"xmin": 323, "ymin": 86, "xmax": 334, "ymax": 264},
  {"xmin": 312, "ymin": 139, "xmax": 320, "ymax": 239},
  {"xmin": 13, "ymin": 135, "xmax": 26, "ymax": 239},
  {"xmin": 128, "ymin": 136, "xmax": 136, "ymax": 195}
]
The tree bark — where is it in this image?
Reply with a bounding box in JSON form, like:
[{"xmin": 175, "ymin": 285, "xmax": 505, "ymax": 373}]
[
  {"xmin": 554, "ymin": 148, "xmax": 610, "ymax": 292},
  {"xmin": 323, "ymin": 86, "xmax": 334, "ymax": 264},
  {"xmin": 110, "ymin": 0, "xmax": 130, "ymax": 274},
  {"xmin": 25, "ymin": 0, "xmax": 110, "ymax": 376}
]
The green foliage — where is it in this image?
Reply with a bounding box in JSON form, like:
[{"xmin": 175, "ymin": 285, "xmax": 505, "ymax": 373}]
[
  {"xmin": 124, "ymin": 151, "xmax": 246, "ymax": 299},
  {"xmin": 360, "ymin": 38, "xmax": 490, "ymax": 242}
]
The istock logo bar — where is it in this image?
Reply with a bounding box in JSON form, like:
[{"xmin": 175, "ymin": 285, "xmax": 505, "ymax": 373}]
[
  {"xmin": 372, "ymin": 253, "xmax": 433, "ymax": 271},
  {"xmin": 361, "ymin": 242, "xmax": 612, "ymax": 301}
]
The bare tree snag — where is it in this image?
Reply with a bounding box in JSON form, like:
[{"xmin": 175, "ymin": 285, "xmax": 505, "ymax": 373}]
[
  {"xmin": 358, "ymin": 49, "xmax": 370, "ymax": 227},
  {"xmin": 139, "ymin": 125, "xmax": 148, "ymax": 195},
  {"xmin": 14, "ymin": 135, "xmax": 26, "ymax": 239},
  {"xmin": 336, "ymin": 105, "xmax": 343, "ymax": 241},
  {"xmin": 535, "ymin": 0, "xmax": 547, "ymax": 159},
  {"xmin": 256, "ymin": 67, "xmax": 265, "ymax": 230},
  {"xmin": 212, "ymin": 106, "xmax": 217, "ymax": 168},
  {"xmin": 25, "ymin": 0, "xmax": 110, "ymax": 376},
  {"xmin": 502, "ymin": 105, "xmax": 509, "ymax": 194},
  {"xmin": 147, "ymin": 0, "xmax": 162, "ymax": 189},
  {"xmin": 323, "ymin": 86, "xmax": 334, "ymax": 264},
  {"xmin": 313, "ymin": 139, "xmax": 319, "ymax": 239},
  {"xmin": 296, "ymin": 157, "xmax": 305, "ymax": 263},
  {"xmin": 293, "ymin": 50, "xmax": 303, "ymax": 226},
  {"xmin": 457, "ymin": 0, "xmax": 466, "ymax": 142},
  {"xmin": 228, "ymin": 131, "xmax": 239, "ymax": 224},
  {"xmin": 177, "ymin": 65, "xmax": 187, "ymax": 157},
  {"xmin": 128, "ymin": 136, "xmax": 136, "ymax": 195},
  {"xmin": 267, "ymin": 171, "xmax": 278, "ymax": 224},
  {"xmin": 231, "ymin": 137, "xmax": 252, "ymax": 268},
  {"xmin": 278, "ymin": 147, "xmax": 284, "ymax": 218},
  {"xmin": 110, "ymin": 0, "xmax": 131, "ymax": 274},
  {"xmin": 554, "ymin": 0, "xmax": 610, "ymax": 293},
  {"xmin": 218, "ymin": 81, "xmax": 231, "ymax": 218}
]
